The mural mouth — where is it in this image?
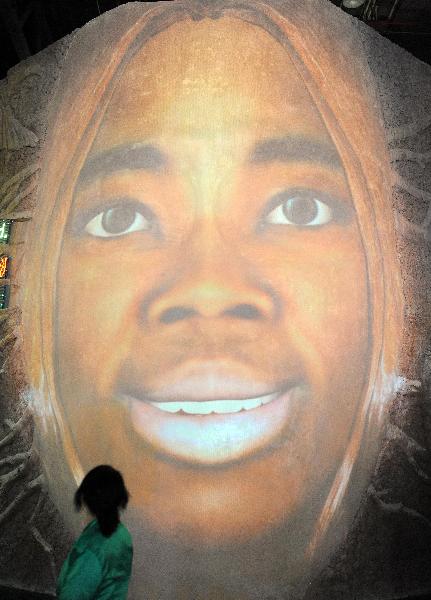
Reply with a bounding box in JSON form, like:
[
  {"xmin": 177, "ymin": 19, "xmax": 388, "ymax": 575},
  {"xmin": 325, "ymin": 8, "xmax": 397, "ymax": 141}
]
[{"xmin": 118, "ymin": 367, "xmax": 305, "ymax": 465}]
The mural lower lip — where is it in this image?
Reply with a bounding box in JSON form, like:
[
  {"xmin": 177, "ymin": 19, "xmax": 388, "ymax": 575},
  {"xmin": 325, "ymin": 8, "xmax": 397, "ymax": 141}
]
[{"xmin": 123, "ymin": 386, "xmax": 300, "ymax": 464}]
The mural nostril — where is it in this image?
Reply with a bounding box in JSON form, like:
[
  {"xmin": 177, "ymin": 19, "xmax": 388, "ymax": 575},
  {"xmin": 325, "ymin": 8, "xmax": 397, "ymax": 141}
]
[
  {"xmin": 159, "ymin": 306, "xmax": 198, "ymax": 324},
  {"xmin": 223, "ymin": 304, "xmax": 263, "ymax": 320}
]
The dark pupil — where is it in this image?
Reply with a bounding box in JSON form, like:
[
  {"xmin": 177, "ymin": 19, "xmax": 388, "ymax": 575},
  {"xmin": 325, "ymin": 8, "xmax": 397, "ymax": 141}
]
[
  {"xmin": 102, "ymin": 207, "xmax": 137, "ymax": 234},
  {"xmin": 282, "ymin": 196, "xmax": 318, "ymax": 225}
]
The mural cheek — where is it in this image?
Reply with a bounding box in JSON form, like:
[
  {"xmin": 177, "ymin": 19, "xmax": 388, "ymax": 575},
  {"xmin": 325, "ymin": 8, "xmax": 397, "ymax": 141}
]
[
  {"xmin": 54, "ymin": 256, "xmax": 138, "ymax": 468},
  {"xmin": 57, "ymin": 240, "xmax": 167, "ymax": 386},
  {"xmin": 265, "ymin": 239, "xmax": 369, "ymax": 472}
]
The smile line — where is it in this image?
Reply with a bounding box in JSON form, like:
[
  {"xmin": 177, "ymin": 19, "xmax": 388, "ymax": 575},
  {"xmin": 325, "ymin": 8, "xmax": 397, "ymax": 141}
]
[{"xmin": 147, "ymin": 392, "xmax": 278, "ymax": 415}]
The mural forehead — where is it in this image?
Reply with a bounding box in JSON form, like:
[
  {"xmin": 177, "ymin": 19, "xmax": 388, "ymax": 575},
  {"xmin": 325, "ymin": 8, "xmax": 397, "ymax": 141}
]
[
  {"xmin": 90, "ymin": 16, "xmax": 331, "ymax": 143},
  {"xmin": 3, "ymin": 1, "xmax": 431, "ymax": 599}
]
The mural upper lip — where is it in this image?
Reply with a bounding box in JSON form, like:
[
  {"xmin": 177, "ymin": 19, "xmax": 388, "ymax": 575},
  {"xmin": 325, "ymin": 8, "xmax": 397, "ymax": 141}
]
[{"xmin": 119, "ymin": 360, "xmax": 293, "ymax": 402}]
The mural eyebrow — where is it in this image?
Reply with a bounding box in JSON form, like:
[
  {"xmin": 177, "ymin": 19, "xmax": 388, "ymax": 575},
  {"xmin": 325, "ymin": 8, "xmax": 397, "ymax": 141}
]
[
  {"xmin": 78, "ymin": 143, "xmax": 168, "ymax": 185},
  {"xmin": 249, "ymin": 136, "xmax": 342, "ymax": 170}
]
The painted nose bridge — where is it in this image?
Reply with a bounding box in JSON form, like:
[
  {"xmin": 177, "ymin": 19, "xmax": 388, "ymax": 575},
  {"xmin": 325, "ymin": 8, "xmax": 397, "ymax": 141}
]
[{"xmin": 145, "ymin": 227, "xmax": 276, "ymax": 325}]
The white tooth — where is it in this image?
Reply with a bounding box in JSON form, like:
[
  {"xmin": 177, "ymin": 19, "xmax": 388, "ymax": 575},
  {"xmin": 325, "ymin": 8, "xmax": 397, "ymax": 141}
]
[{"xmin": 148, "ymin": 392, "xmax": 277, "ymax": 415}]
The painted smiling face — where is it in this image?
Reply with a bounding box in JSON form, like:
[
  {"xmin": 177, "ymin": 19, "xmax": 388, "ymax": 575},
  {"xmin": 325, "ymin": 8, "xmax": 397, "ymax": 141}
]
[{"xmin": 55, "ymin": 17, "xmax": 369, "ymax": 545}]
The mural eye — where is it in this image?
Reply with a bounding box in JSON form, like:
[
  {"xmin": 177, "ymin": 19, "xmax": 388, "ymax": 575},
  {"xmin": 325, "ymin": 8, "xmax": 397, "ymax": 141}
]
[
  {"xmin": 264, "ymin": 190, "xmax": 333, "ymax": 227},
  {"xmin": 84, "ymin": 203, "xmax": 155, "ymax": 238}
]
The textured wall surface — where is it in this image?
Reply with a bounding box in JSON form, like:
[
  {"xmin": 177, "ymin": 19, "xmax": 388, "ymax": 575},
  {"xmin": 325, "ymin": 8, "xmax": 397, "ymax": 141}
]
[
  {"xmin": 0, "ymin": 34, "xmax": 74, "ymax": 594},
  {"xmin": 0, "ymin": 1, "xmax": 431, "ymax": 599}
]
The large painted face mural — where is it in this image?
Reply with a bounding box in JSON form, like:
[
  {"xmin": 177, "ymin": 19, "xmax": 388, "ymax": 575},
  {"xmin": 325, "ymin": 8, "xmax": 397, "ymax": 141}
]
[
  {"xmin": 59, "ymin": 14, "xmax": 370, "ymax": 549},
  {"xmin": 21, "ymin": 1, "xmax": 403, "ymax": 597}
]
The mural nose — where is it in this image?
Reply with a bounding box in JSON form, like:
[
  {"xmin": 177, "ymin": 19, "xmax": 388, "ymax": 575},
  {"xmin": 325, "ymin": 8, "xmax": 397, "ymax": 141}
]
[{"xmin": 146, "ymin": 278, "xmax": 276, "ymax": 325}]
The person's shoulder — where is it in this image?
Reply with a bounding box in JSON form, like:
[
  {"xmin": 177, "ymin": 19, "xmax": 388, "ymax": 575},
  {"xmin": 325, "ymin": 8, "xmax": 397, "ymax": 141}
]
[
  {"xmin": 101, "ymin": 522, "xmax": 133, "ymax": 565},
  {"xmin": 67, "ymin": 531, "xmax": 103, "ymax": 569},
  {"xmin": 74, "ymin": 520, "xmax": 100, "ymax": 550},
  {"xmin": 115, "ymin": 522, "xmax": 133, "ymax": 546},
  {"xmin": 78, "ymin": 520, "xmax": 132, "ymax": 555},
  {"xmin": 74, "ymin": 521, "xmax": 109, "ymax": 559}
]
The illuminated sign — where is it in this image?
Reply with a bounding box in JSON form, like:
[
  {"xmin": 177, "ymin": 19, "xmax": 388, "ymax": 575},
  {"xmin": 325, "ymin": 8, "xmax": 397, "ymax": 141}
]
[
  {"xmin": 0, "ymin": 220, "xmax": 11, "ymax": 243},
  {"xmin": 0, "ymin": 256, "xmax": 9, "ymax": 278}
]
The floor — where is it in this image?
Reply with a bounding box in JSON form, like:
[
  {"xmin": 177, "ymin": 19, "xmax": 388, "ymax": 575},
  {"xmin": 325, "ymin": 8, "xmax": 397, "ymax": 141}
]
[
  {"xmin": 0, "ymin": 586, "xmax": 54, "ymax": 599},
  {"xmin": 1, "ymin": 585, "xmax": 431, "ymax": 599}
]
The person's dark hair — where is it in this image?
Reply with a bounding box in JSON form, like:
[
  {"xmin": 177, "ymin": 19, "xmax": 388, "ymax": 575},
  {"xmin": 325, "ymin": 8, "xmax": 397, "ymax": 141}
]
[{"xmin": 74, "ymin": 465, "xmax": 129, "ymax": 537}]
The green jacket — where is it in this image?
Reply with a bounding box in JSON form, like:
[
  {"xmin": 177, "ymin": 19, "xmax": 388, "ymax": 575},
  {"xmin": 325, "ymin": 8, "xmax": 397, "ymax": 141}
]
[{"xmin": 57, "ymin": 520, "xmax": 133, "ymax": 600}]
